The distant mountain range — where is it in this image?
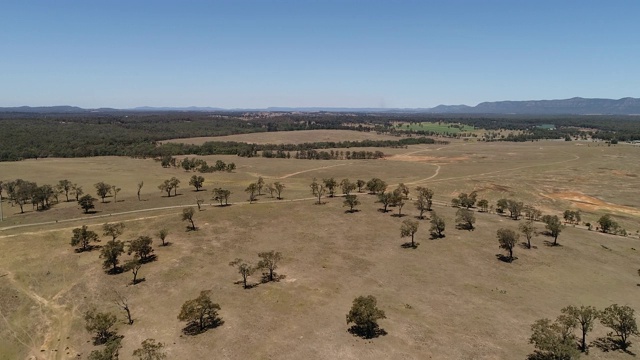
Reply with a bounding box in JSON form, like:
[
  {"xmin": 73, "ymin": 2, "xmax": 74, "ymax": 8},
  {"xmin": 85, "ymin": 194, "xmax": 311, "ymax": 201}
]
[{"xmin": 2, "ymin": 97, "xmax": 640, "ymax": 115}]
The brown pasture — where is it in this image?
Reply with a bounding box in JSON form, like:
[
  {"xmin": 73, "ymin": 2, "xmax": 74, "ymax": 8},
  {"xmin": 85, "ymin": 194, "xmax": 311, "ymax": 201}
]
[{"xmin": 1, "ymin": 137, "xmax": 639, "ymax": 359}]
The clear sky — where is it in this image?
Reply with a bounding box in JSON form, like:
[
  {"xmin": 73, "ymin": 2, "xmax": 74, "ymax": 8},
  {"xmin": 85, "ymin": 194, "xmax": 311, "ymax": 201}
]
[{"xmin": 1, "ymin": 0, "xmax": 639, "ymax": 108}]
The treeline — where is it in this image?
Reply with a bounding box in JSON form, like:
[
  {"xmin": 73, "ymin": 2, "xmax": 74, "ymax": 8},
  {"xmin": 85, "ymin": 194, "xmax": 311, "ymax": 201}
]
[{"xmin": 0, "ymin": 111, "xmax": 437, "ymax": 161}]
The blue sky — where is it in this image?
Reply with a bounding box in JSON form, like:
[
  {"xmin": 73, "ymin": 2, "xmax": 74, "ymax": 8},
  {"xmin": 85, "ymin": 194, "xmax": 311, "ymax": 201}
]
[{"xmin": 1, "ymin": 0, "xmax": 639, "ymax": 108}]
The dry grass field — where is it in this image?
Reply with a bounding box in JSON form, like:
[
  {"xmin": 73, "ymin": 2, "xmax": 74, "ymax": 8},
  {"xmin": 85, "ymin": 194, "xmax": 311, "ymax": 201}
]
[
  {"xmin": 162, "ymin": 129, "xmax": 401, "ymax": 145},
  {"xmin": 1, "ymin": 136, "xmax": 639, "ymax": 360}
]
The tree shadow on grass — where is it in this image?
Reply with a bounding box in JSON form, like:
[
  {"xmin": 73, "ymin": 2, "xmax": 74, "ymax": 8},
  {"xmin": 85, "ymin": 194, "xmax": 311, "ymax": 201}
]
[
  {"xmin": 233, "ymin": 280, "xmax": 259, "ymax": 289},
  {"xmin": 429, "ymin": 233, "xmax": 445, "ymax": 240},
  {"xmin": 140, "ymin": 255, "xmax": 157, "ymax": 264},
  {"xmin": 495, "ymin": 254, "xmax": 517, "ymax": 263},
  {"xmin": 74, "ymin": 245, "xmax": 100, "ymax": 253},
  {"xmin": 455, "ymin": 223, "xmax": 474, "ymax": 231},
  {"xmin": 344, "ymin": 209, "xmax": 360, "ymax": 214},
  {"xmin": 592, "ymin": 337, "xmax": 635, "ymax": 355},
  {"xmin": 131, "ymin": 277, "xmax": 146, "ymax": 285},
  {"xmin": 105, "ymin": 267, "xmax": 124, "ymax": 275},
  {"xmin": 377, "ymin": 208, "xmax": 390, "ymax": 213},
  {"xmin": 260, "ymin": 273, "xmax": 286, "ymax": 283},
  {"xmin": 391, "ymin": 213, "xmax": 406, "ymax": 218},
  {"xmin": 518, "ymin": 242, "xmax": 536, "ymax": 249},
  {"xmin": 543, "ymin": 240, "xmax": 561, "ymax": 247},
  {"xmin": 182, "ymin": 318, "xmax": 224, "ymax": 336},
  {"xmin": 401, "ymin": 242, "xmax": 419, "ymax": 249},
  {"xmin": 347, "ymin": 325, "xmax": 387, "ymax": 339},
  {"xmin": 185, "ymin": 226, "xmax": 198, "ymax": 232}
]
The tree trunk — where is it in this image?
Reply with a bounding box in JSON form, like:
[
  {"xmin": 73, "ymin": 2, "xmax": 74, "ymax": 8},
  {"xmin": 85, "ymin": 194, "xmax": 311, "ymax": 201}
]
[
  {"xmin": 509, "ymin": 249, "xmax": 513, "ymax": 262},
  {"xmin": 125, "ymin": 307, "xmax": 133, "ymax": 325},
  {"xmin": 581, "ymin": 332, "xmax": 587, "ymax": 352},
  {"xmin": 411, "ymin": 234, "xmax": 414, "ymax": 247},
  {"xmin": 189, "ymin": 219, "xmax": 195, "ymax": 230},
  {"xmin": 527, "ymin": 238, "xmax": 531, "ymax": 249},
  {"xmin": 269, "ymin": 268, "xmax": 274, "ymax": 281},
  {"xmin": 553, "ymin": 235, "xmax": 558, "ymax": 246}
]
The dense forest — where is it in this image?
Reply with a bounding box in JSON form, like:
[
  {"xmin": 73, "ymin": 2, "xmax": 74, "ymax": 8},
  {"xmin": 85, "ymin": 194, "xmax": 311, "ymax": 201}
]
[{"xmin": 1, "ymin": 111, "xmax": 638, "ymax": 161}]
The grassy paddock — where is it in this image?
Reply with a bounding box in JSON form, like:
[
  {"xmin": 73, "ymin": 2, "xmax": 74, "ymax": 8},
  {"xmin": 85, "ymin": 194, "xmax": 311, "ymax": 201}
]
[
  {"xmin": 1, "ymin": 139, "xmax": 639, "ymax": 359},
  {"xmin": 393, "ymin": 121, "xmax": 476, "ymax": 134}
]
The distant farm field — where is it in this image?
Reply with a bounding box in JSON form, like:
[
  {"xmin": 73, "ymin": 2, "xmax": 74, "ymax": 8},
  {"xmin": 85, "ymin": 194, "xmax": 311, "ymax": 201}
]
[
  {"xmin": 1, "ymin": 139, "xmax": 639, "ymax": 360},
  {"xmin": 163, "ymin": 129, "xmax": 401, "ymax": 145},
  {"xmin": 394, "ymin": 121, "xmax": 475, "ymax": 134}
]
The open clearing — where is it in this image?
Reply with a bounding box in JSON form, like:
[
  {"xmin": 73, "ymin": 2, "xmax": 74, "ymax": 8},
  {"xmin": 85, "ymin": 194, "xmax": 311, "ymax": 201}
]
[
  {"xmin": 393, "ymin": 121, "xmax": 476, "ymax": 134},
  {"xmin": 1, "ymin": 139, "xmax": 639, "ymax": 359},
  {"xmin": 162, "ymin": 129, "xmax": 401, "ymax": 145}
]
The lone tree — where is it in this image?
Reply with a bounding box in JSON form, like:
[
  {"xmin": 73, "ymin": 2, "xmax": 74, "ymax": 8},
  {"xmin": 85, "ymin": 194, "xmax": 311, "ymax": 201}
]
[
  {"xmin": 133, "ymin": 338, "xmax": 167, "ymax": 360},
  {"xmin": 356, "ymin": 179, "xmax": 366, "ymax": 193},
  {"xmin": 113, "ymin": 290, "xmax": 134, "ymax": 325},
  {"xmin": 212, "ymin": 188, "xmax": 231, "ymax": 206},
  {"xmin": 84, "ymin": 308, "xmax": 117, "ymax": 344},
  {"xmin": 100, "ymin": 240, "xmax": 125, "ymax": 273},
  {"xmin": 88, "ymin": 337, "xmax": 121, "ymax": 360},
  {"xmin": 378, "ymin": 192, "xmax": 394, "ymax": 212},
  {"xmin": 245, "ymin": 183, "xmax": 258, "ymax": 203},
  {"xmin": 415, "ymin": 186, "xmax": 434, "ymax": 219},
  {"xmin": 340, "ymin": 178, "xmax": 356, "ymax": 195},
  {"xmin": 72, "ymin": 183, "xmax": 84, "ymax": 201},
  {"xmin": 257, "ymin": 250, "xmax": 283, "ymax": 282},
  {"xmin": 189, "ymin": 175, "xmax": 205, "ymax": 191},
  {"xmin": 506, "ymin": 199, "xmax": 524, "ymax": 220},
  {"xmin": 273, "ymin": 181, "xmax": 285, "ymax": 199},
  {"xmin": 323, "ymin": 178, "xmax": 338, "ymax": 197},
  {"xmin": 600, "ymin": 304, "xmax": 639, "ymax": 351},
  {"xmin": 229, "ymin": 258, "xmax": 255, "ymax": 289},
  {"xmin": 455, "ymin": 208, "xmax": 476, "ymax": 230},
  {"xmin": 519, "ymin": 220, "xmax": 537, "ymax": 249},
  {"xmin": 94, "ymin": 182, "xmax": 112, "ymax": 203},
  {"xmin": 366, "ymin": 178, "xmax": 387, "ymax": 194},
  {"xmin": 103, "ymin": 222, "xmax": 125, "ymax": 242},
  {"xmin": 257, "ymin": 176, "xmax": 265, "ymax": 195},
  {"xmin": 561, "ymin": 305, "xmax": 599, "ymax": 353},
  {"xmin": 429, "ymin": 212, "xmax": 446, "ymax": 238},
  {"xmin": 57, "ymin": 179, "xmax": 73, "ymax": 201},
  {"xmin": 124, "ymin": 259, "xmax": 143, "ymax": 285},
  {"xmin": 598, "ymin": 214, "xmax": 619, "ymax": 234},
  {"xmin": 177, "ymin": 290, "xmax": 222, "ymax": 334},
  {"xmin": 477, "ymin": 199, "xmax": 489, "ymax": 212},
  {"xmin": 529, "ymin": 318, "xmax": 580, "ymax": 360},
  {"xmin": 265, "ymin": 183, "xmax": 275, "ymax": 198},
  {"xmin": 343, "ymin": 194, "xmax": 360, "ymax": 212},
  {"xmin": 78, "ymin": 194, "xmax": 96, "ymax": 213},
  {"xmin": 112, "ymin": 187, "xmax": 121, "ymax": 203},
  {"xmin": 181, "ymin": 207, "xmax": 196, "ymax": 231},
  {"xmin": 170, "ymin": 177, "xmax": 180, "ymax": 196},
  {"xmin": 310, "ymin": 178, "xmax": 326, "ymax": 205},
  {"xmin": 137, "ymin": 181, "xmax": 144, "ymax": 201},
  {"xmin": 70, "ymin": 225, "xmax": 99, "ymax": 252},
  {"xmin": 158, "ymin": 179, "xmax": 173, "ymax": 197},
  {"xmin": 346, "ymin": 295, "xmax": 386, "ymax": 339},
  {"xmin": 542, "ymin": 215, "xmax": 564, "ymax": 245},
  {"xmin": 157, "ymin": 228, "xmax": 169, "ymax": 246},
  {"xmin": 391, "ymin": 190, "xmax": 405, "ymax": 216},
  {"xmin": 400, "ymin": 219, "xmax": 419, "ymax": 248},
  {"xmin": 128, "ymin": 235, "xmax": 154, "ymax": 262},
  {"xmin": 497, "ymin": 228, "xmax": 519, "ymax": 262}
]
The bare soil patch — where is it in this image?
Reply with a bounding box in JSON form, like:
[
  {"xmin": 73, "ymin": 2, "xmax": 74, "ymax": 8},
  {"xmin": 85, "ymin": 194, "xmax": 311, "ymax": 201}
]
[
  {"xmin": 163, "ymin": 130, "xmax": 400, "ymax": 145},
  {"xmin": 543, "ymin": 191, "xmax": 640, "ymax": 216}
]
